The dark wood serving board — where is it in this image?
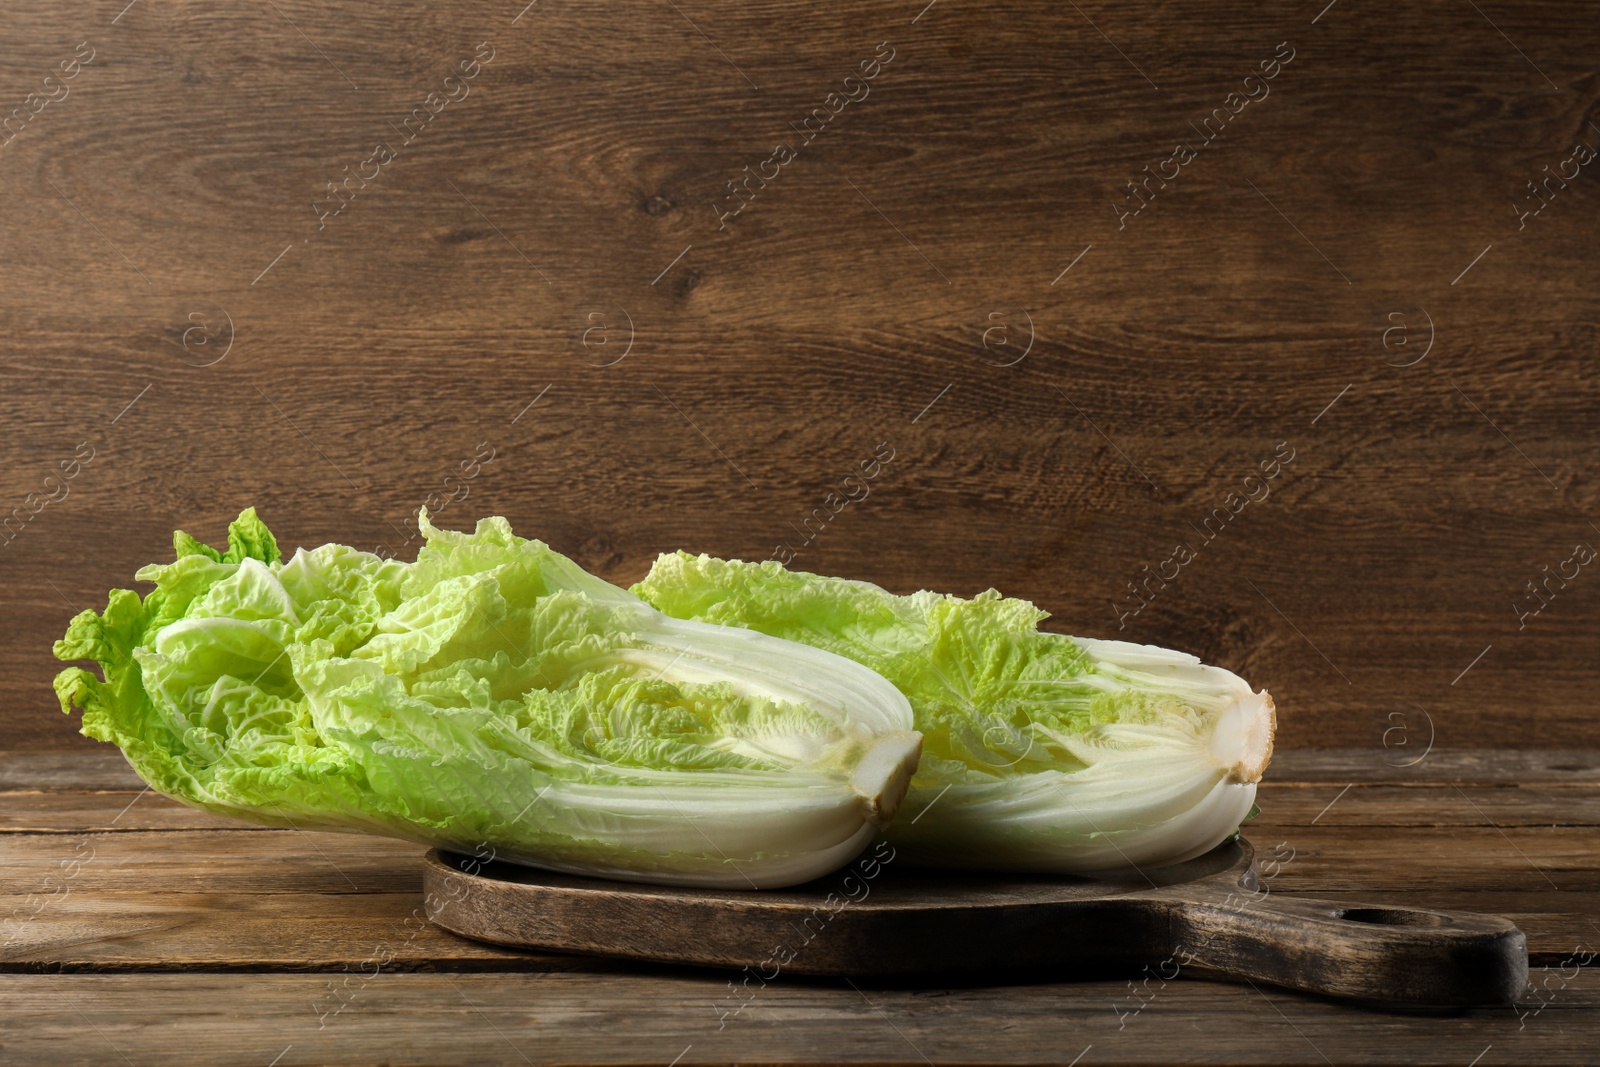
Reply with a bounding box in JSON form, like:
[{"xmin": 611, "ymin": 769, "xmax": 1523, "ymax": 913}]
[{"xmin": 422, "ymin": 838, "xmax": 1527, "ymax": 1006}]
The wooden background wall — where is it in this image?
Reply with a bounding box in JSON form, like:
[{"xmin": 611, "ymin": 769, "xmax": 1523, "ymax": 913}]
[{"xmin": 3, "ymin": 0, "xmax": 1597, "ymax": 752}]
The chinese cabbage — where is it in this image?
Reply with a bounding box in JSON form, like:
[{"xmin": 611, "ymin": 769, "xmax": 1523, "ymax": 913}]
[
  {"xmin": 54, "ymin": 510, "xmax": 921, "ymax": 889},
  {"xmin": 634, "ymin": 553, "xmax": 1274, "ymax": 873}
]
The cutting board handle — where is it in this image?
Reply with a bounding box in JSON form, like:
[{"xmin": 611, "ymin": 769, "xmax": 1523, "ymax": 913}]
[{"xmin": 1142, "ymin": 878, "xmax": 1528, "ymax": 1004}]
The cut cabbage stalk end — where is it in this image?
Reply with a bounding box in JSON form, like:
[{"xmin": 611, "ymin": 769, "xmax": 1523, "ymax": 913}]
[
  {"xmin": 1217, "ymin": 688, "xmax": 1276, "ymax": 785},
  {"xmin": 851, "ymin": 731, "xmax": 924, "ymax": 826}
]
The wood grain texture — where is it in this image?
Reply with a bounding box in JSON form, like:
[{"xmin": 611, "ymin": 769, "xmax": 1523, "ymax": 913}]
[
  {"xmin": 1, "ymin": 972, "xmax": 1597, "ymax": 1067},
  {"xmin": 2, "ymin": 1, "xmax": 1598, "ymax": 752},
  {"xmin": 3, "ymin": 780, "xmax": 1590, "ymax": 833},
  {"xmin": 1, "ymin": 753, "xmax": 1594, "ymax": 971},
  {"xmin": 0, "ymin": 751, "xmax": 1594, "ymax": 1063},
  {"xmin": 1265, "ymin": 749, "xmax": 1600, "ymax": 784}
]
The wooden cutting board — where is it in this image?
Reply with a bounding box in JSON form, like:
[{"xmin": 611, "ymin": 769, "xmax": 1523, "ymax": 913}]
[{"xmin": 422, "ymin": 838, "xmax": 1527, "ymax": 1005}]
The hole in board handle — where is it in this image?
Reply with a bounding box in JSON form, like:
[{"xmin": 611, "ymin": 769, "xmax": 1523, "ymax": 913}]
[{"xmin": 1337, "ymin": 907, "xmax": 1448, "ymax": 928}]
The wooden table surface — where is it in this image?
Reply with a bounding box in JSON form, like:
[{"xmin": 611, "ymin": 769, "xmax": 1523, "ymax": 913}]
[
  {"xmin": 2, "ymin": 748, "xmax": 1595, "ymax": 1066},
  {"xmin": 5, "ymin": 0, "xmax": 1600, "ymax": 1062}
]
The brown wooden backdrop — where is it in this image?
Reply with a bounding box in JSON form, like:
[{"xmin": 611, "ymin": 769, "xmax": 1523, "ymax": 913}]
[{"xmin": 3, "ymin": 0, "xmax": 1597, "ymax": 752}]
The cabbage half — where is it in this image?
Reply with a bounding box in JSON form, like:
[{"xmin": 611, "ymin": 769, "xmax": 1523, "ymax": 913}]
[
  {"xmin": 634, "ymin": 554, "xmax": 1275, "ymax": 873},
  {"xmin": 53, "ymin": 511, "xmax": 921, "ymax": 889}
]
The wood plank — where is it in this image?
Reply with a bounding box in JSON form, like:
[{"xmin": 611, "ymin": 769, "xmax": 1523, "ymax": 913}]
[
  {"xmin": 0, "ymin": 817, "xmax": 1594, "ymax": 968},
  {"xmin": 0, "ymin": 972, "xmax": 1594, "ymax": 1066},
  {"xmin": 8, "ymin": 778, "xmax": 1600, "ymax": 835},
  {"xmin": 0, "ymin": 827, "xmax": 569, "ymax": 971},
  {"xmin": 6, "ymin": 756, "xmax": 1596, "ymax": 960},
  {"xmin": 6, "ymin": 749, "xmax": 1600, "ymax": 799},
  {"xmin": 1235, "ymin": 827, "xmax": 1598, "ymax": 895},
  {"xmin": 0, "ymin": 829, "xmax": 428, "ymax": 897},
  {"xmin": 1254, "ymin": 784, "xmax": 1600, "ymax": 827},
  {"xmin": 0, "ymin": 749, "xmax": 144, "ymax": 792},
  {"xmin": 2, "ymin": 764, "xmax": 1594, "ymax": 968},
  {"xmin": 0, "ymin": 790, "xmax": 254, "ymax": 832},
  {"xmin": 1265, "ymin": 749, "xmax": 1600, "ymax": 785},
  {"xmin": 5, "ymin": 772, "xmax": 1598, "ymax": 863},
  {"xmin": 0, "ymin": 890, "xmax": 575, "ymax": 974}
]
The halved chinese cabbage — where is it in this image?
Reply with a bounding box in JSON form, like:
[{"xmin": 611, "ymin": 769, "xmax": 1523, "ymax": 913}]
[
  {"xmin": 634, "ymin": 553, "xmax": 1274, "ymax": 873},
  {"xmin": 53, "ymin": 511, "xmax": 920, "ymax": 888}
]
